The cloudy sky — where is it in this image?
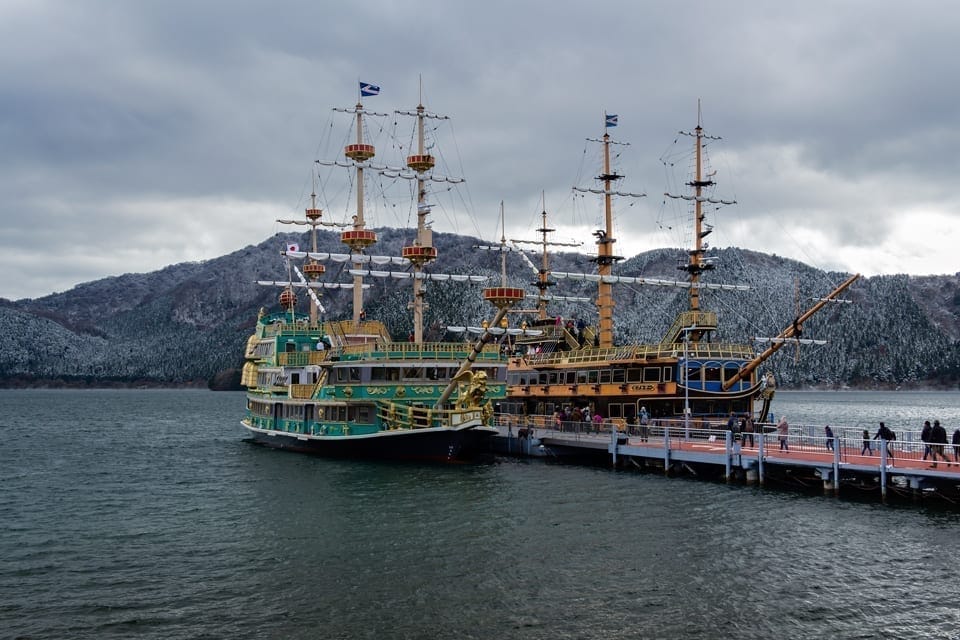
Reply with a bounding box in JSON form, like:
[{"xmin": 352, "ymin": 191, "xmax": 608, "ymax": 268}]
[{"xmin": 2, "ymin": 1, "xmax": 959, "ymax": 301}]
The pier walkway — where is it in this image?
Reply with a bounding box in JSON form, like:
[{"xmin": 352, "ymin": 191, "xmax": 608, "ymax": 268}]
[{"xmin": 492, "ymin": 418, "xmax": 960, "ymax": 503}]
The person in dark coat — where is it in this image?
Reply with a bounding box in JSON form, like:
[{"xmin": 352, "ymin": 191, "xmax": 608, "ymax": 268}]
[
  {"xmin": 953, "ymin": 428, "xmax": 960, "ymax": 463},
  {"xmin": 873, "ymin": 422, "xmax": 895, "ymax": 461},
  {"xmin": 928, "ymin": 419, "xmax": 951, "ymax": 468},
  {"xmin": 860, "ymin": 429, "xmax": 873, "ymax": 455},
  {"xmin": 824, "ymin": 425, "xmax": 835, "ymax": 451},
  {"xmin": 921, "ymin": 420, "xmax": 933, "ymax": 460}
]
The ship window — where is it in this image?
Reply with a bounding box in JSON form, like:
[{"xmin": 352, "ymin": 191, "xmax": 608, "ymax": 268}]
[
  {"xmin": 685, "ymin": 365, "xmax": 702, "ymax": 383},
  {"xmin": 577, "ymin": 371, "xmax": 589, "ymax": 384},
  {"xmin": 705, "ymin": 366, "xmax": 722, "ymax": 382},
  {"xmin": 403, "ymin": 367, "xmax": 423, "ymax": 380},
  {"xmin": 612, "ymin": 369, "xmax": 625, "ymax": 383},
  {"xmin": 723, "ymin": 363, "xmax": 741, "ymax": 383},
  {"xmin": 357, "ymin": 406, "xmax": 372, "ymax": 423},
  {"xmin": 599, "ymin": 370, "xmax": 611, "ymax": 384},
  {"xmin": 664, "ymin": 367, "xmax": 673, "ymax": 382},
  {"xmin": 608, "ymin": 404, "xmax": 623, "ymax": 418},
  {"xmin": 587, "ymin": 371, "xmax": 598, "ymax": 384},
  {"xmin": 548, "ymin": 372, "xmax": 559, "ymax": 384},
  {"xmin": 335, "ymin": 368, "xmax": 347, "ymax": 383},
  {"xmin": 371, "ymin": 368, "xmax": 386, "ymax": 381},
  {"xmin": 565, "ymin": 371, "xmax": 576, "ymax": 384},
  {"xmin": 643, "ymin": 368, "xmax": 660, "ymax": 383},
  {"xmin": 627, "ymin": 368, "xmax": 644, "ymax": 383},
  {"xmin": 539, "ymin": 373, "xmax": 548, "ymax": 385},
  {"xmin": 350, "ymin": 368, "xmax": 361, "ymax": 382}
]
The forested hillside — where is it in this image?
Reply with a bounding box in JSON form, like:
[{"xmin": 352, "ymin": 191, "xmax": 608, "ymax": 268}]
[{"xmin": 1, "ymin": 229, "xmax": 958, "ymax": 389}]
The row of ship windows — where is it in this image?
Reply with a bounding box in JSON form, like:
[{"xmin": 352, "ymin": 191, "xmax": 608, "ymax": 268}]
[
  {"xmin": 248, "ymin": 400, "xmax": 374, "ymax": 423},
  {"xmin": 509, "ymin": 363, "xmax": 743, "ymax": 386},
  {"xmin": 332, "ymin": 365, "xmax": 502, "ymax": 384},
  {"xmin": 509, "ymin": 366, "xmax": 674, "ymax": 386}
]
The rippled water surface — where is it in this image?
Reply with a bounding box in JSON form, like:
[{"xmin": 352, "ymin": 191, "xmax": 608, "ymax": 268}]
[{"xmin": 1, "ymin": 389, "xmax": 958, "ymax": 639}]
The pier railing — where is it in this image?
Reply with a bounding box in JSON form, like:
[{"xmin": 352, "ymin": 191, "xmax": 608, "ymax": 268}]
[{"xmin": 493, "ymin": 413, "xmax": 960, "ymax": 467}]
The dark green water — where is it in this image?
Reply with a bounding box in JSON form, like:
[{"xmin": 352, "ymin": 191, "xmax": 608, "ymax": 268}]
[{"xmin": 1, "ymin": 389, "xmax": 958, "ymax": 639}]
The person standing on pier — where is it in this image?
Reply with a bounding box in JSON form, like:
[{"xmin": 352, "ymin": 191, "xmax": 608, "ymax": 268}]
[
  {"xmin": 824, "ymin": 425, "xmax": 835, "ymax": 451},
  {"xmin": 777, "ymin": 416, "xmax": 789, "ymax": 451},
  {"xmin": 921, "ymin": 420, "xmax": 933, "ymax": 461},
  {"xmin": 861, "ymin": 429, "xmax": 873, "ymax": 455},
  {"xmin": 742, "ymin": 415, "xmax": 755, "ymax": 448},
  {"xmin": 873, "ymin": 422, "xmax": 895, "ymax": 461},
  {"xmin": 953, "ymin": 428, "xmax": 960, "ymax": 463},
  {"xmin": 928, "ymin": 419, "xmax": 951, "ymax": 468},
  {"xmin": 638, "ymin": 406, "xmax": 650, "ymax": 442}
]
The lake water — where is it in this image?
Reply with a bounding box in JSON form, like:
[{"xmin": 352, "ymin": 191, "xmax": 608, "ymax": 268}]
[{"xmin": 1, "ymin": 389, "xmax": 958, "ymax": 639}]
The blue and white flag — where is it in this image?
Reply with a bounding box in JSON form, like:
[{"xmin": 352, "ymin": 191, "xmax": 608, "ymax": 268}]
[
  {"xmin": 360, "ymin": 82, "xmax": 380, "ymax": 97},
  {"xmin": 605, "ymin": 113, "xmax": 618, "ymax": 128}
]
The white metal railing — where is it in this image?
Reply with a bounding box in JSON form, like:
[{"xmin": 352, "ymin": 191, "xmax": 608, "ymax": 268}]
[{"xmin": 492, "ymin": 413, "xmax": 960, "ymax": 467}]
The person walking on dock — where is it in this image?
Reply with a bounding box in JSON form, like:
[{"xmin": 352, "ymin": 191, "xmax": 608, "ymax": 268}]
[
  {"xmin": 742, "ymin": 415, "xmax": 755, "ymax": 448},
  {"xmin": 777, "ymin": 416, "xmax": 789, "ymax": 451},
  {"xmin": 824, "ymin": 425, "xmax": 835, "ymax": 451},
  {"xmin": 928, "ymin": 419, "xmax": 951, "ymax": 468},
  {"xmin": 873, "ymin": 422, "xmax": 895, "ymax": 462},
  {"xmin": 860, "ymin": 429, "xmax": 873, "ymax": 456},
  {"xmin": 921, "ymin": 420, "xmax": 932, "ymax": 461}
]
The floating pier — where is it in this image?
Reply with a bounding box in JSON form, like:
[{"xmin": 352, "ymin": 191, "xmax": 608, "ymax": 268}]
[{"xmin": 491, "ymin": 418, "xmax": 960, "ymax": 504}]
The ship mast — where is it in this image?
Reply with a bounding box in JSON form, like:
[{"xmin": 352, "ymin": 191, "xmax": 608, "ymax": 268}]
[
  {"xmin": 302, "ymin": 182, "xmax": 327, "ymax": 325},
  {"xmin": 665, "ymin": 102, "xmax": 736, "ymax": 325},
  {"xmin": 504, "ymin": 193, "xmax": 583, "ymax": 320},
  {"xmin": 398, "ymin": 84, "xmax": 441, "ymax": 345},
  {"xmin": 573, "ymin": 114, "xmax": 644, "ymax": 348},
  {"xmin": 534, "ymin": 203, "xmax": 553, "ymax": 320},
  {"xmin": 594, "ymin": 128, "xmax": 622, "ymax": 347},
  {"xmin": 337, "ymin": 97, "xmax": 380, "ymax": 325}
]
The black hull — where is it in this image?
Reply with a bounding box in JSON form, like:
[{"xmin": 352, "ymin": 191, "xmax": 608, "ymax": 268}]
[{"xmin": 243, "ymin": 424, "xmax": 496, "ymax": 463}]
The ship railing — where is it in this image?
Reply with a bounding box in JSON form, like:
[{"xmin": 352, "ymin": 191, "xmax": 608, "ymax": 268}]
[
  {"xmin": 290, "ymin": 384, "xmax": 314, "ymax": 399},
  {"xmin": 340, "ymin": 341, "xmax": 502, "ymax": 360},
  {"xmin": 523, "ymin": 342, "xmax": 754, "ymax": 365},
  {"xmin": 660, "ymin": 311, "xmax": 718, "ymax": 345},
  {"xmin": 261, "ymin": 321, "xmax": 322, "ymax": 338},
  {"xmin": 278, "ymin": 351, "xmax": 329, "ymax": 366},
  {"xmin": 377, "ymin": 401, "xmax": 486, "ymax": 431},
  {"xmin": 324, "ymin": 319, "xmax": 391, "ymax": 343}
]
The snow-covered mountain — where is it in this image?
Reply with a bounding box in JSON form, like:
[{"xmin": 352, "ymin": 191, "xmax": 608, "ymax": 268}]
[{"xmin": 2, "ymin": 229, "xmax": 958, "ymax": 389}]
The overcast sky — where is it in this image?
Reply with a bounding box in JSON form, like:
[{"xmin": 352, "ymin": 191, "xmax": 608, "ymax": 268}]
[{"xmin": 2, "ymin": 1, "xmax": 959, "ymax": 301}]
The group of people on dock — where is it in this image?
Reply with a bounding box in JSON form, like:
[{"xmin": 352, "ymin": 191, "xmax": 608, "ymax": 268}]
[
  {"xmin": 724, "ymin": 412, "xmax": 757, "ymax": 448},
  {"xmin": 919, "ymin": 419, "xmax": 959, "ymax": 468},
  {"xmin": 854, "ymin": 421, "xmax": 960, "ymax": 466},
  {"xmin": 552, "ymin": 405, "xmax": 606, "ymax": 433}
]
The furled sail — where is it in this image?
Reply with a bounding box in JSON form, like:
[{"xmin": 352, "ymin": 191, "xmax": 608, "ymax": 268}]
[{"xmin": 348, "ymin": 269, "xmax": 488, "ymax": 283}]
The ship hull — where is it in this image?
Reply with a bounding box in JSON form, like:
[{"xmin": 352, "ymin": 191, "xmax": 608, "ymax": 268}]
[{"xmin": 241, "ymin": 421, "xmax": 496, "ymax": 463}]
